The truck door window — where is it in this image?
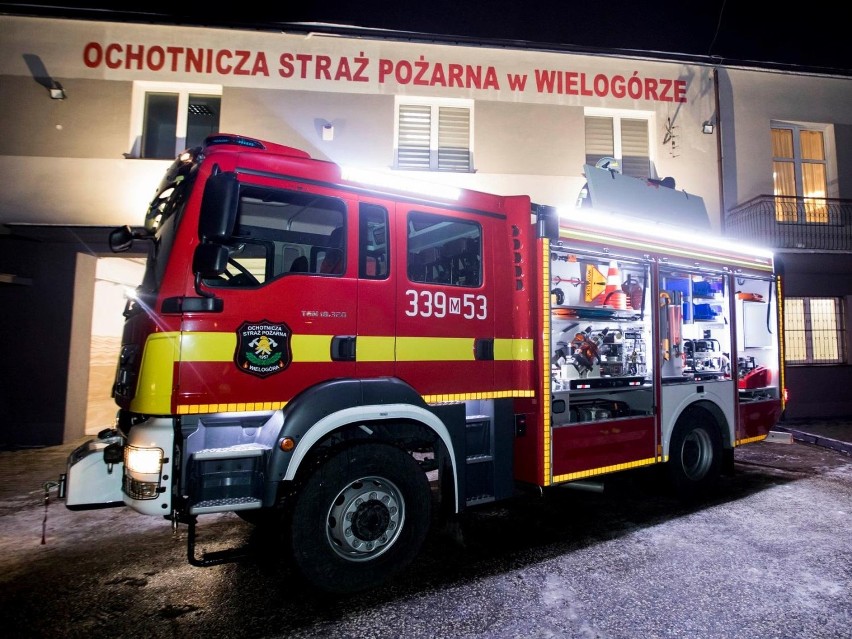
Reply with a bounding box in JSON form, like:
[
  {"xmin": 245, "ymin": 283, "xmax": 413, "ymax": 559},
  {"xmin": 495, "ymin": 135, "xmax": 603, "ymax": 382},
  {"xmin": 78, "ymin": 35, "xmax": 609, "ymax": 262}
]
[
  {"xmin": 406, "ymin": 211, "xmax": 481, "ymax": 287},
  {"xmin": 206, "ymin": 185, "xmax": 346, "ymax": 286},
  {"xmin": 360, "ymin": 203, "xmax": 389, "ymax": 279}
]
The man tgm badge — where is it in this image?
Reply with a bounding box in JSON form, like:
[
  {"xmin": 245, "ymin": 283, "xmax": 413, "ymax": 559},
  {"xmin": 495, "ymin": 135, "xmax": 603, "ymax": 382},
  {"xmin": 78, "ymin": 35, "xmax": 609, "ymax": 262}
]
[{"xmin": 235, "ymin": 321, "xmax": 292, "ymax": 378}]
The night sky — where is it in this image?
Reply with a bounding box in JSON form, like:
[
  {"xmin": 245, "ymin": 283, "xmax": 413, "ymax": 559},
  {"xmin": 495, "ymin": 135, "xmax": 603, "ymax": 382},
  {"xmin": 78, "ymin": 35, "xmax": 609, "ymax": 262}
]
[{"xmin": 1, "ymin": 1, "xmax": 849, "ymax": 74}]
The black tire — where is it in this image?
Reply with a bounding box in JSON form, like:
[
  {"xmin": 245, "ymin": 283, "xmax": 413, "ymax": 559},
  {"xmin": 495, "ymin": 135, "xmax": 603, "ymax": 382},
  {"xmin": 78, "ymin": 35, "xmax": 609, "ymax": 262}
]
[
  {"xmin": 667, "ymin": 409, "xmax": 723, "ymax": 500},
  {"xmin": 290, "ymin": 443, "xmax": 431, "ymax": 594}
]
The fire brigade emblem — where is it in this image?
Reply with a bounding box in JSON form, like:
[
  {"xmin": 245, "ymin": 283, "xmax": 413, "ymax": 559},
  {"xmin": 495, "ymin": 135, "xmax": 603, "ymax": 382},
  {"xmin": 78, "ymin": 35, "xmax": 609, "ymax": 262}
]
[{"xmin": 235, "ymin": 320, "xmax": 291, "ymax": 378}]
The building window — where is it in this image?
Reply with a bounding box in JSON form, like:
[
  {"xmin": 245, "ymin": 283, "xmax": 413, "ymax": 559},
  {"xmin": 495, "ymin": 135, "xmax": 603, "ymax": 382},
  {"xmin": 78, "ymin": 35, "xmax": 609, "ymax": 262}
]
[
  {"xmin": 771, "ymin": 123, "xmax": 828, "ymax": 223},
  {"xmin": 784, "ymin": 297, "xmax": 846, "ymax": 364},
  {"xmin": 584, "ymin": 113, "xmax": 652, "ymax": 179},
  {"xmin": 130, "ymin": 82, "xmax": 221, "ymax": 159},
  {"xmin": 394, "ymin": 98, "xmax": 473, "ymax": 172}
]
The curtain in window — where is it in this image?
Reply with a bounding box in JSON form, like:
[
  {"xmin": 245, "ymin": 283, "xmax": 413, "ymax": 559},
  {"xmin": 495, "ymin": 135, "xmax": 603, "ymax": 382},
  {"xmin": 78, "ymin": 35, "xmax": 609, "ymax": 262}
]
[
  {"xmin": 771, "ymin": 126, "xmax": 828, "ymax": 224},
  {"xmin": 809, "ymin": 298, "xmax": 840, "ymax": 361},
  {"xmin": 772, "ymin": 128, "xmax": 797, "ymax": 222},
  {"xmin": 784, "ymin": 297, "xmax": 845, "ymax": 364},
  {"xmin": 784, "ymin": 298, "xmax": 807, "ymax": 362},
  {"xmin": 801, "ymin": 130, "xmax": 828, "ymax": 222}
]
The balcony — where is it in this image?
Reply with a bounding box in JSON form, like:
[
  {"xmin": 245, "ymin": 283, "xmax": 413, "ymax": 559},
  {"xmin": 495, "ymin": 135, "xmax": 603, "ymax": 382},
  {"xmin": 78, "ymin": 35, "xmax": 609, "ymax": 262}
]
[{"xmin": 725, "ymin": 195, "xmax": 852, "ymax": 251}]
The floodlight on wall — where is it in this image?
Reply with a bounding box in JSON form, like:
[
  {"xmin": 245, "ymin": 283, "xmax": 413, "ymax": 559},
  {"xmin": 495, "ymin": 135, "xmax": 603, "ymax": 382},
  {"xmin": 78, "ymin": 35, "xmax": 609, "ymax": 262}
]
[
  {"xmin": 702, "ymin": 120, "xmax": 715, "ymax": 134},
  {"xmin": 49, "ymin": 81, "xmax": 66, "ymax": 100},
  {"xmin": 322, "ymin": 123, "xmax": 334, "ymax": 141}
]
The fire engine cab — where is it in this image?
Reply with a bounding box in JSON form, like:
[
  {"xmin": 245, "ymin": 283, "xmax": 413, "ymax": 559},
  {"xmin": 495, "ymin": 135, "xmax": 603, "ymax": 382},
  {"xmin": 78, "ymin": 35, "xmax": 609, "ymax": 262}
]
[{"xmin": 61, "ymin": 134, "xmax": 784, "ymax": 594}]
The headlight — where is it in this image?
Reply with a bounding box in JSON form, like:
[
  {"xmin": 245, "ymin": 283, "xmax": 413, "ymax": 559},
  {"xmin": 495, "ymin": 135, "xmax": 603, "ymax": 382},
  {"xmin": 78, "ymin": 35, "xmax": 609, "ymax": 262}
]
[{"xmin": 125, "ymin": 445, "xmax": 163, "ymax": 474}]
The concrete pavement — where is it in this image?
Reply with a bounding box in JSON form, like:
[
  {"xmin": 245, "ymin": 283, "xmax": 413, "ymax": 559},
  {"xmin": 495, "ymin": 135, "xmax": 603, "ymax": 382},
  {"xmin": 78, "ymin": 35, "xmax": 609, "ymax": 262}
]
[{"xmin": 774, "ymin": 417, "xmax": 852, "ymax": 456}]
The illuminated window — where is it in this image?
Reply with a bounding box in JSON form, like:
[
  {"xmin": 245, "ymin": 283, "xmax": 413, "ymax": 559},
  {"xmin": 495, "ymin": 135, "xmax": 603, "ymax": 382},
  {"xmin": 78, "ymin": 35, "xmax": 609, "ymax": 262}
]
[
  {"xmin": 130, "ymin": 82, "xmax": 221, "ymax": 159},
  {"xmin": 584, "ymin": 113, "xmax": 652, "ymax": 179},
  {"xmin": 784, "ymin": 297, "xmax": 846, "ymax": 364},
  {"xmin": 395, "ymin": 98, "xmax": 473, "ymax": 172},
  {"xmin": 771, "ymin": 124, "xmax": 828, "ymax": 223}
]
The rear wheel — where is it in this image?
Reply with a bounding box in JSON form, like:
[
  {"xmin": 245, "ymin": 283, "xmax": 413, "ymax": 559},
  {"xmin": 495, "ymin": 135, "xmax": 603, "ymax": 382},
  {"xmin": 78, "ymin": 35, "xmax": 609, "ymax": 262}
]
[
  {"xmin": 667, "ymin": 409, "xmax": 723, "ymax": 500},
  {"xmin": 290, "ymin": 443, "xmax": 431, "ymax": 594}
]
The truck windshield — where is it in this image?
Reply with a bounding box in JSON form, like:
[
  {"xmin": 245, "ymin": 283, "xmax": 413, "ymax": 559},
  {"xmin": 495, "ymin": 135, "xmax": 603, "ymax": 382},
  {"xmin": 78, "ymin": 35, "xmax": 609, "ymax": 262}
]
[{"xmin": 137, "ymin": 175, "xmax": 194, "ymax": 295}]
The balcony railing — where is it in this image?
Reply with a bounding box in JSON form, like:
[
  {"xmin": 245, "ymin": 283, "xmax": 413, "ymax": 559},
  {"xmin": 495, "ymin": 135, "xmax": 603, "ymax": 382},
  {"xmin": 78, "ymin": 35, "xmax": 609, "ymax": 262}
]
[{"xmin": 725, "ymin": 195, "xmax": 852, "ymax": 251}]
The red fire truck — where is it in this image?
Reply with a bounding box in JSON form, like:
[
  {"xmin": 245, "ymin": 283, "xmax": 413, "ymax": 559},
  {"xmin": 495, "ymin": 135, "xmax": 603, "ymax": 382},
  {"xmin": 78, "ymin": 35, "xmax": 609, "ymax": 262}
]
[{"xmin": 61, "ymin": 134, "xmax": 785, "ymax": 594}]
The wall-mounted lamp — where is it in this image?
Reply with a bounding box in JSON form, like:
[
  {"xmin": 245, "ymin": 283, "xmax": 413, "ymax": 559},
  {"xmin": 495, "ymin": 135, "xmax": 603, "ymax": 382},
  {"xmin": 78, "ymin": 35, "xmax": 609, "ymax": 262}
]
[
  {"xmin": 322, "ymin": 123, "xmax": 334, "ymax": 141},
  {"xmin": 49, "ymin": 81, "xmax": 66, "ymax": 100},
  {"xmin": 702, "ymin": 120, "xmax": 715, "ymax": 134}
]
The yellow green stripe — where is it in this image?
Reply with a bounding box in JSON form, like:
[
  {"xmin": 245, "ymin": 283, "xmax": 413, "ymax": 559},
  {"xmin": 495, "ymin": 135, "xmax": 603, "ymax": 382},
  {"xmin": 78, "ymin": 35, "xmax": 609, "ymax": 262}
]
[
  {"xmin": 177, "ymin": 332, "xmax": 533, "ymax": 363},
  {"xmin": 358, "ymin": 335, "xmax": 396, "ymax": 361},
  {"xmin": 130, "ymin": 332, "xmax": 180, "ymax": 415}
]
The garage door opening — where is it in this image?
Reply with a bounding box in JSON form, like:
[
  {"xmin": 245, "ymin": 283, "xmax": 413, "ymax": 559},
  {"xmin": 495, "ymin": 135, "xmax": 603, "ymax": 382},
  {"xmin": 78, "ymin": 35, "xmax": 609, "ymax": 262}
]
[{"xmin": 86, "ymin": 257, "xmax": 145, "ymax": 435}]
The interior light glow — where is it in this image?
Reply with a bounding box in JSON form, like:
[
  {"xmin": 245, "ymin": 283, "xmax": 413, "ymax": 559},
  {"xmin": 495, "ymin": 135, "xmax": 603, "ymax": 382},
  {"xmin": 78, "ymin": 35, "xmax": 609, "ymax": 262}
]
[
  {"xmin": 341, "ymin": 166, "xmax": 461, "ymax": 201},
  {"xmin": 557, "ymin": 206, "xmax": 774, "ymax": 260}
]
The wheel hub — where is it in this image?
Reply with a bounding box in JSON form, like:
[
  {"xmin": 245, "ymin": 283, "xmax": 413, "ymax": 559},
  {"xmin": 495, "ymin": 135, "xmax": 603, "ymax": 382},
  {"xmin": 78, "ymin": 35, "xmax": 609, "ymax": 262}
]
[
  {"xmin": 326, "ymin": 476, "xmax": 404, "ymax": 561},
  {"xmin": 350, "ymin": 499, "xmax": 391, "ymax": 541},
  {"xmin": 681, "ymin": 428, "xmax": 713, "ymax": 480}
]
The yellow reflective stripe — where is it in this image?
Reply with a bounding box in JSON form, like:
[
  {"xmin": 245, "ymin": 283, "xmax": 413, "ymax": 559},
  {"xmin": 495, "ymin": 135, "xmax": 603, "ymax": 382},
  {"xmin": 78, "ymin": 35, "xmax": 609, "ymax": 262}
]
[
  {"xmin": 423, "ymin": 389, "xmax": 535, "ymax": 403},
  {"xmin": 552, "ymin": 456, "xmax": 659, "ymax": 483},
  {"xmin": 181, "ymin": 331, "xmax": 234, "ymax": 360},
  {"xmin": 175, "ymin": 391, "xmax": 538, "ymax": 415},
  {"xmin": 542, "ymin": 242, "xmax": 552, "ymax": 486},
  {"xmin": 397, "ymin": 337, "xmax": 535, "ymax": 362},
  {"xmin": 130, "ymin": 332, "xmax": 180, "ymax": 415},
  {"xmin": 178, "ymin": 401, "xmax": 287, "ymax": 415},
  {"xmin": 509, "ymin": 338, "xmax": 535, "ymax": 361},
  {"xmin": 291, "ymin": 334, "xmax": 333, "ymax": 362},
  {"xmin": 357, "ymin": 335, "xmax": 395, "ymax": 362},
  {"xmin": 735, "ymin": 434, "xmax": 769, "ymax": 446},
  {"xmin": 175, "ymin": 332, "xmax": 534, "ymax": 363},
  {"xmin": 397, "ymin": 336, "xmax": 474, "ymax": 361}
]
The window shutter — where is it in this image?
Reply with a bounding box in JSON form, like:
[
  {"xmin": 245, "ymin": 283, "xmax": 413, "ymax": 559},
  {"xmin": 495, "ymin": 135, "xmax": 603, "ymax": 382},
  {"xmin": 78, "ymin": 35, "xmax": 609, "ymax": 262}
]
[
  {"xmin": 397, "ymin": 104, "xmax": 432, "ymax": 170},
  {"xmin": 584, "ymin": 116, "xmax": 614, "ymax": 167},
  {"xmin": 437, "ymin": 106, "xmax": 471, "ymax": 171},
  {"xmin": 620, "ymin": 118, "xmax": 650, "ymax": 178}
]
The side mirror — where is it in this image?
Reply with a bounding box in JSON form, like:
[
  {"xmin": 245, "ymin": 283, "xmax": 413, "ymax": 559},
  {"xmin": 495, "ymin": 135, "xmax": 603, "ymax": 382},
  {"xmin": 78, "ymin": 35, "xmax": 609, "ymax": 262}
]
[
  {"xmin": 199, "ymin": 171, "xmax": 239, "ymax": 242},
  {"xmin": 192, "ymin": 243, "xmax": 229, "ymax": 278},
  {"xmin": 109, "ymin": 225, "xmax": 135, "ymax": 253}
]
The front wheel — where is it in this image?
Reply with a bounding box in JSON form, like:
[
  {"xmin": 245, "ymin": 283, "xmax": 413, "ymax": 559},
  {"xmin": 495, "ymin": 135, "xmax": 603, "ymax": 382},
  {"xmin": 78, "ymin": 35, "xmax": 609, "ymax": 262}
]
[
  {"xmin": 290, "ymin": 443, "xmax": 431, "ymax": 594},
  {"xmin": 667, "ymin": 409, "xmax": 723, "ymax": 500}
]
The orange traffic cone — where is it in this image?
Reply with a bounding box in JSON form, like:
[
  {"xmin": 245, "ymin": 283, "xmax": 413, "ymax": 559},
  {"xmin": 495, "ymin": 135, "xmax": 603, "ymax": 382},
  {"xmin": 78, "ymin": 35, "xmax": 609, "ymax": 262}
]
[{"xmin": 602, "ymin": 260, "xmax": 627, "ymax": 310}]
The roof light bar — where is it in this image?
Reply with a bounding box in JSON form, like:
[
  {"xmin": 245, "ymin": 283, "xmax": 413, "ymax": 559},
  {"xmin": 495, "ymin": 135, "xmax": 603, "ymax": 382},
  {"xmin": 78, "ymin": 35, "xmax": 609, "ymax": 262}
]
[
  {"xmin": 557, "ymin": 206, "xmax": 774, "ymax": 260},
  {"xmin": 341, "ymin": 167, "xmax": 461, "ymax": 201}
]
